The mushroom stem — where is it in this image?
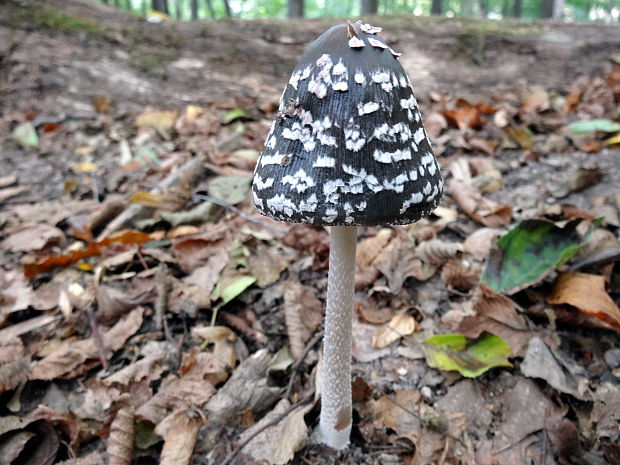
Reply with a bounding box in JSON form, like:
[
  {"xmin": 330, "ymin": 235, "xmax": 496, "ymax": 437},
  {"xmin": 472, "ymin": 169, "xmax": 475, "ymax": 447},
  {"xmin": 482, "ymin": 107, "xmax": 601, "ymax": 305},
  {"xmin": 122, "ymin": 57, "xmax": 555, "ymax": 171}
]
[{"xmin": 318, "ymin": 225, "xmax": 357, "ymax": 450}]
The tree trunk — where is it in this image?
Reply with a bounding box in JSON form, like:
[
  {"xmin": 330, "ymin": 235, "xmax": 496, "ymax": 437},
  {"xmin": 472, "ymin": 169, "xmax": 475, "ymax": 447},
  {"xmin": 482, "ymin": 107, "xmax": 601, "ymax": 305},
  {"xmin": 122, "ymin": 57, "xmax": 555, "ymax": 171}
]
[
  {"xmin": 113, "ymin": 0, "xmax": 120, "ymax": 7},
  {"xmin": 175, "ymin": 0, "xmax": 182, "ymax": 19},
  {"xmin": 541, "ymin": 0, "xmax": 564, "ymax": 18},
  {"xmin": 101, "ymin": 0, "xmax": 109, "ymax": 4},
  {"xmin": 205, "ymin": 0, "xmax": 215, "ymax": 17},
  {"xmin": 501, "ymin": 0, "xmax": 510, "ymax": 17},
  {"xmin": 222, "ymin": 0, "xmax": 232, "ymax": 17},
  {"xmin": 288, "ymin": 0, "xmax": 304, "ymax": 18},
  {"xmin": 125, "ymin": 0, "xmax": 133, "ymax": 11},
  {"xmin": 477, "ymin": 0, "xmax": 488, "ymax": 17},
  {"xmin": 512, "ymin": 0, "xmax": 521, "ymax": 17},
  {"xmin": 191, "ymin": 0, "xmax": 199, "ymax": 19},
  {"xmin": 152, "ymin": 0, "xmax": 169, "ymax": 14},
  {"xmin": 361, "ymin": 0, "xmax": 378, "ymax": 15},
  {"xmin": 431, "ymin": 0, "xmax": 442, "ymax": 15}
]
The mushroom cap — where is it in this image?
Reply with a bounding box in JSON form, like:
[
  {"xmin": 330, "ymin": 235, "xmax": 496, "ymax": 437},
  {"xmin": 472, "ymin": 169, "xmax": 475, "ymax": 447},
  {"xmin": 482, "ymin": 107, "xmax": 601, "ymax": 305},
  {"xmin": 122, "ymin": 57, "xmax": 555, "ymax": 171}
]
[{"xmin": 252, "ymin": 21, "xmax": 443, "ymax": 226}]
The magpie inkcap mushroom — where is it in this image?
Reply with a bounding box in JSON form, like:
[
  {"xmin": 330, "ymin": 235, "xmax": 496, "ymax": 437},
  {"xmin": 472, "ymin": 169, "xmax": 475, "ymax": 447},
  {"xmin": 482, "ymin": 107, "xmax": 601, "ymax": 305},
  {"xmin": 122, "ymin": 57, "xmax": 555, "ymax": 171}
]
[
  {"xmin": 252, "ymin": 21, "xmax": 443, "ymax": 226},
  {"xmin": 252, "ymin": 21, "xmax": 443, "ymax": 450}
]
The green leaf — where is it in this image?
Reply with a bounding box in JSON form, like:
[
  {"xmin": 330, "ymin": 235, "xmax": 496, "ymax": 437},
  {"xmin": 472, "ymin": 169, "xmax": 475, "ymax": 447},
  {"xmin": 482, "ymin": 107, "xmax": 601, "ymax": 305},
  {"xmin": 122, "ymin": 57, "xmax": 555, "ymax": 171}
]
[
  {"xmin": 222, "ymin": 107, "xmax": 246, "ymax": 124},
  {"xmin": 568, "ymin": 119, "xmax": 620, "ymax": 134},
  {"xmin": 134, "ymin": 420, "xmax": 162, "ymax": 449},
  {"xmin": 214, "ymin": 275, "xmax": 257, "ymax": 306},
  {"xmin": 207, "ymin": 176, "xmax": 252, "ymax": 206},
  {"xmin": 481, "ymin": 218, "xmax": 597, "ymax": 294},
  {"xmin": 12, "ymin": 122, "xmax": 39, "ymax": 147},
  {"xmin": 423, "ymin": 333, "xmax": 513, "ymax": 378}
]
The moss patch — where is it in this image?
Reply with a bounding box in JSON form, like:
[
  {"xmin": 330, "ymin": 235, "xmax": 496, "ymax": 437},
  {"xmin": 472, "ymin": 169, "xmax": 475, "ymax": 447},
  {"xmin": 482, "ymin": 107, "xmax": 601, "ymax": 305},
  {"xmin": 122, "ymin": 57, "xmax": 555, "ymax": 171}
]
[{"xmin": 6, "ymin": 7, "xmax": 106, "ymax": 38}]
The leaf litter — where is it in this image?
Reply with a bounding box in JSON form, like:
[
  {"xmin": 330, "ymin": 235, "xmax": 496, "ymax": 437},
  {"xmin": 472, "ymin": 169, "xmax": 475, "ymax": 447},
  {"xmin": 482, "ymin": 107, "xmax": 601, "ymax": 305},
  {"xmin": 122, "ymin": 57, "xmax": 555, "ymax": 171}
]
[{"xmin": 0, "ymin": 11, "xmax": 619, "ymax": 465}]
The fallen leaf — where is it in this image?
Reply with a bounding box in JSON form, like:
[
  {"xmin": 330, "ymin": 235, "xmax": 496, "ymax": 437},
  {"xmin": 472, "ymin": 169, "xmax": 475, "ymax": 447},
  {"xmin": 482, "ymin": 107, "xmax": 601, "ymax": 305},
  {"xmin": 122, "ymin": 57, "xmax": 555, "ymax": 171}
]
[
  {"xmin": 372, "ymin": 314, "xmax": 418, "ymax": 349},
  {"xmin": 12, "ymin": 122, "xmax": 38, "ymax": 147},
  {"xmin": 482, "ymin": 218, "xmax": 597, "ymax": 294},
  {"xmin": 568, "ymin": 118, "xmax": 620, "ymax": 134},
  {"xmin": 521, "ymin": 85, "xmax": 549, "ymax": 113},
  {"xmin": 2, "ymin": 223, "xmax": 65, "ymax": 252},
  {"xmin": 135, "ymin": 109, "xmax": 178, "ymax": 132},
  {"xmin": 423, "ymin": 333, "xmax": 513, "ymax": 378},
  {"xmin": 548, "ymin": 272, "xmax": 620, "ymax": 332},
  {"xmin": 449, "ymin": 284, "xmax": 531, "ymax": 356},
  {"xmin": 442, "ymin": 107, "xmax": 483, "ymax": 129},
  {"xmin": 447, "ymin": 178, "xmax": 511, "ymax": 228},
  {"xmin": 416, "ymin": 239, "xmax": 463, "ymax": 266},
  {"xmin": 156, "ymin": 409, "xmax": 204, "ymax": 465},
  {"xmin": 189, "ymin": 327, "xmax": 238, "ymax": 372},
  {"xmin": 248, "ymin": 245, "xmax": 293, "ymax": 287},
  {"xmin": 280, "ymin": 281, "xmax": 323, "ymax": 358},
  {"xmin": 520, "ymin": 336, "xmax": 590, "ymax": 399},
  {"xmin": 0, "ymin": 269, "xmax": 33, "ymax": 321},
  {"xmin": 440, "ymin": 260, "xmax": 481, "ymax": 292},
  {"xmin": 30, "ymin": 307, "xmax": 144, "ymax": 380},
  {"xmin": 107, "ymin": 406, "xmax": 134, "ymax": 465},
  {"xmin": 239, "ymin": 399, "xmax": 313, "ymax": 465},
  {"xmin": 206, "ymin": 175, "xmax": 252, "ymax": 205},
  {"xmin": 204, "ymin": 350, "xmax": 283, "ymax": 425}
]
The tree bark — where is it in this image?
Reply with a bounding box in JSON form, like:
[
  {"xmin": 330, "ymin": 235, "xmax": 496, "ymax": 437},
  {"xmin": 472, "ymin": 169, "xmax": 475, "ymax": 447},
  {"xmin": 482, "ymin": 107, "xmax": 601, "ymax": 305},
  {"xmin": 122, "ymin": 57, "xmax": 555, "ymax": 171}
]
[
  {"xmin": 288, "ymin": 0, "xmax": 304, "ymax": 18},
  {"xmin": 431, "ymin": 0, "xmax": 442, "ymax": 15},
  {"xmin": 512, "ymin": 0, "xmax": 521, "ymax": 17},
  {"xmin": 205, "ymin": 0, "xmax": 215, "ymax": 17},
  {"xmin": 360, "ymin": 0, "xmax": 378, "ymax": 15},
  {"xmin": 191, "ymin": 0, "xmax": 199, "ymax": 19},
  {"xmin": 175, "ymin": 0, "xmax": 182, "ymax": 19},
  {"xmin": 125, "ymin": 0, "xmax": 133, "ymax": 11},
  {"xmin": 477, "ymin": 0, "xmax": 488, "ymax": 17},
  {"xmin": 152, "ymin": 0, "xmax": 169, "ymax": 14},
  {"xmin": 541, "ymin": 0, "xmax": 564, "ymax": 18},
  {"xmin": 222, "ymin": 0, "xmax": 232, "ymax": 17}
]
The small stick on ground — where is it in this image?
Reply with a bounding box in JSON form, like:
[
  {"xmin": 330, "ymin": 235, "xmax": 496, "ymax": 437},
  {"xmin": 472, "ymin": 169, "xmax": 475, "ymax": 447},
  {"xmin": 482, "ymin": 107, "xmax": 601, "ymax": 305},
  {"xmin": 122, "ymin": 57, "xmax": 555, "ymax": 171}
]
[
  {"xmin": 285, "ymin": 330, "xmax": 324, "ymax": 400},
  {"xmin": 220, "ymin": 395, "xmax": 313, "ymax": 465},
  {"xmin": 86, "ymin": 305, "xmax": 109, "ymax": 371},
  {"xmin": 193, "ymin": 193, "xmax": 288, "ymax": 236}
]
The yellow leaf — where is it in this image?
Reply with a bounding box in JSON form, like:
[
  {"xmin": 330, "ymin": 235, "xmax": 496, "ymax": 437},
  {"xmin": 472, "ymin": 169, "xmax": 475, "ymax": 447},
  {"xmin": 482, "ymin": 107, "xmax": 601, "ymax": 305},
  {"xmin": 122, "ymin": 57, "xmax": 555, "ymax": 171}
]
[
  {"xmin": 184, "ymin": 105, "xmax": 204, "ymax": 124},
  {"xmin": 129, "ymin": 191, "xmax": 165, "ymax": 208},
  {"xmin": 72, "ymin": 162, "xmax": 98, "ymax": 173},
  {"xmin": 603, "ymin": 132, "xmax": 620, "ymax": 146},
  {"xmin": 135, "ymin": 110, "xmax": 178, "ymax": 132}
]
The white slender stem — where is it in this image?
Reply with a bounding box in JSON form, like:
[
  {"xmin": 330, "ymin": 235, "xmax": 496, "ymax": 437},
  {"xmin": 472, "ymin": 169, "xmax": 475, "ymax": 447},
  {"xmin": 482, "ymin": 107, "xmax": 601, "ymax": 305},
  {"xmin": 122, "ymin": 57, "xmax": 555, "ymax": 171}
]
[{"xmin": 318, "ymin": 225, "xmax": 357, "ymax": 449}]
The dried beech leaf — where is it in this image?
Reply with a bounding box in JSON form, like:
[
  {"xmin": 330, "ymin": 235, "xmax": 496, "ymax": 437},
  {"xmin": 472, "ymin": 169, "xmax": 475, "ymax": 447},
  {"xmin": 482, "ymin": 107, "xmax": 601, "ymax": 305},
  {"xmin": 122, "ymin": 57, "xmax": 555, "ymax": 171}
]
[
  {"xmin": 440, "ymin": 260, "xmax": 481, "ymax": 292},
  {"xmin": 190, "ymin": 327, "xmax": 238, "ymax": 372},
  {"xmin": 548, "ymin": 272, "xmax": 620, "ymax": 332},
  {"xmin": 240, "ymin": 399, "xmax": 313, "ymax": 465},
  {"xmin": 0, "ymin": 269, "xmax": 33, "ymax": 319},
  {"xmin": 0, "ymin": 357, "xmax": 30, "ymax": 394},
  {"xmin": 280, "ymin": 281, "xmax": 323, "ymax": 358},
  {"xmin": 372, "ymin": 314, "xmax": 418, "ymax": 349},
  {"xmin": 156, "ymin": 409, "xmax": 204, "ymax": 465},
  {"xmin": 248, "ymin": 245, "xmax": 293, "ymax": 287},
  {"xmin": 1, "ymin": 223, "xmax": 65, "ymax": 252},
  {"xmin": 108, "ymin": 407, "xmax": 135, "ymax": 465},
  {"xmin": 30, "ymin": 307, "xmax": 144, "ymax": 380},
  {"xmin": 356, "ymin": 229, "xmax": 394, "ymax": 268},
  {"xmin": 416, "ymin": 239, "xmax": 464, "ymax": 265}
]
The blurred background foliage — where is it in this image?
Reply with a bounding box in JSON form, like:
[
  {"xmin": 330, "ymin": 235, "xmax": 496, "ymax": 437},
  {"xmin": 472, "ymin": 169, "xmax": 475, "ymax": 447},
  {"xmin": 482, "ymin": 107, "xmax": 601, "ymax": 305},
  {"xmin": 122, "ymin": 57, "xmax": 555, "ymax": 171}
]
[{"xmin": 96, "ymin": 0, "xmax": 620, "ymax": 22}]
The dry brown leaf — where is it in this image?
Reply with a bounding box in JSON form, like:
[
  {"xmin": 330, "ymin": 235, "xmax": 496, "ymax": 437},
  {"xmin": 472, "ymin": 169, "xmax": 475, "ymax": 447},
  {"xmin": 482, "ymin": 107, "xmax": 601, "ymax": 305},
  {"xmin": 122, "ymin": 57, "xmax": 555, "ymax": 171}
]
[
  {"xmin": 171, "ymin": 222, "xmax": 231, "ymax": 273},
  {"xmin": 0, "ymin": 357, "xmax": 30, "ymax": 394},
  {"xmin": 0, "ymin": 269, "xmax": 33, "ymax": 321},
  {"xmin": 182, "ymin": 247, "xmax": 229, "ymax": 297},
  {"xmin": 248, "ymin": 244, "xmax": 293, "ymax": 287},
  {"xmin": 135, "ymin": 109, "xmax": 178, "ymax": 132},
  {"xmin": 190, "ymin": 327, "xmax": 238, "ymax": 373},
  {"xmin": 156, "ymin": 409, "xmax": 204, "ymax": 465},
  {"xmin": 440, "ymin": 260, "xmax": 481, "ymax": 292},
  {"xmin": 372, "ymin": 314, "xmax": 418, "ymax": 349},
  {"xmin": 445, "ymin": 283, "xmax": 531, "ymax": 356},
  {"xmin": 548, "ymin": 272, "xmax": 620, "ymax": 333},
  {"xmin": 521, "ymin": 85, "xmax": 550, "ymax": 113},
  {"xmin": 416, "ymin": 239, "xmax": 463, "ymax": 265},
  {"xmin": 356, "ymin": 302, "xmax": 397, "ymax": 325},
  {"xmin": 239, "ymin": 399, "xmax": 313, "ymax": 465},
  {"xmin": 447, "ymin": 178, "xmax": 512, "ymax": 227},
  {"xmin": 373, "ymin": 390, "xmax": 421, "ymax": 433},
  {"xmin": 280, "ymin": 281, "xmax": 323, "ymax": 358},
  {"xmin": 1, "ymin": 223, "xmax": 65, "ymax": 252},
  {"xmin": 107, "ymin": 406, "xmax": 134, "ymax": 465},
  {"xmin": 423, "ymin": 111, "xmax": 448, "ymax": 138},
  {"xmin": 30, "ymin": 307, "xmax": 144, "ymax": 380},
  {"xmin": 103, "ymin": 341, "xmax": 171, "ymax": 387},
  {"xmin": 375, "ymin": 232, "xmax": 436, "ymax": 293},
  {"xmin": 462, "ymin": 228, "xmax": 501, "ymax": 260},
  {"xmin": 356, "ymin": 229, "xmax": 394, "ymax": 269},
  {"xmin": 442, "ymin": 107, "xmax": 484, "ymax": 129}
]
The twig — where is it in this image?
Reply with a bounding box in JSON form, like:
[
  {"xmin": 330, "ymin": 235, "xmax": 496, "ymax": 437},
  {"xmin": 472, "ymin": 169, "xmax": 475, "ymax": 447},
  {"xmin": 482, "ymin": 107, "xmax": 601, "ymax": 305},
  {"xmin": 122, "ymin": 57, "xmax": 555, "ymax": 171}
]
[
  {"xmin": 97, "ymin": 154, "xmax": 205, "ymax": 241},
  {"xmin": 154, "ymin": 264, "xmax": 169, "ymax": 331},
  {"xmin": 285, "ymin": 330, "xmax": 324, "ymax": 400},
  {"xmin": 220, "ymin": 395, "xmax": 313, "ymax": 465},
  {"xmin": 193, "ymin": 193, "xmax": 288, "ymax": 236},
  {"xmin": 86, "ymin": 305, "xmax": 109, "ymax": 371}
]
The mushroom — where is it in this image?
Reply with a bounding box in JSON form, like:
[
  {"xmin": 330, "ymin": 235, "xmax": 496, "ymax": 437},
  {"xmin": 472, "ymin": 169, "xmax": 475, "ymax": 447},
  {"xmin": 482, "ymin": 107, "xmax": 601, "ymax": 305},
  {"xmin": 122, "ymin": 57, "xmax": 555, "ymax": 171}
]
[{"xmin": 252, "ymin": 21, "xmax": 443, "ymax": 449}]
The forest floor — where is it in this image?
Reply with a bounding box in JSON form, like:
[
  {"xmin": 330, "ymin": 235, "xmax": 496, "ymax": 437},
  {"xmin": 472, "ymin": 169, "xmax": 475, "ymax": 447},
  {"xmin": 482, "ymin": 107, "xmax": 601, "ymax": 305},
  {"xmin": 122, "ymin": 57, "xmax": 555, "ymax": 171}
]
[{"xmin": 0, "ymin": 0, "xmax": 620, "ymax": 464}]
